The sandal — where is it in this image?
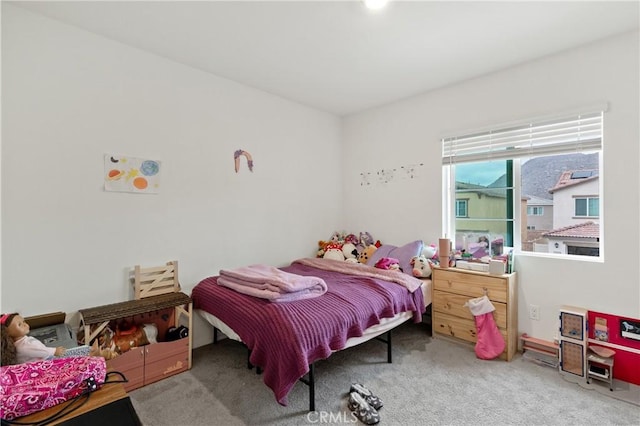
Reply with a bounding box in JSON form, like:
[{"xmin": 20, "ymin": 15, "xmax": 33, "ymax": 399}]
[
  {"xmin": 350, "ymin": 383, "xmax": 383, "ymax": 410},
  {"xmin": 348, "ymin": 392, "xmax": 380, "ymax": 425}
]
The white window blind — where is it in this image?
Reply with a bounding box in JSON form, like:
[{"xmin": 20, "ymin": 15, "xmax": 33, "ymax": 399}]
[{"xmin": 442, "ymin": 110, "xmax": 603, "ymax": 165}]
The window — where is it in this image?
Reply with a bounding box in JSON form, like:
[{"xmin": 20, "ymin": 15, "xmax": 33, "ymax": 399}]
[
  {"xmin": 456, "ymin": 199, "xmax": 468, "ymax": 217},
  {"xmin": 527, "ymin": 206, "xmax": 544, "ymax": 216},
  {"xmin": 575, "ymin": 197, "xmax": 599, "ymax": 217},
  {"xmin": 442, "ymin": 107, "xmax": 604, "ymax": 259}
]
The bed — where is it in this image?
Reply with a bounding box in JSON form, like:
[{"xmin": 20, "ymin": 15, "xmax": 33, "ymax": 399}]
[{"xmin": 191, "ymin": 257, "xmax": 431, "ymax": 410}]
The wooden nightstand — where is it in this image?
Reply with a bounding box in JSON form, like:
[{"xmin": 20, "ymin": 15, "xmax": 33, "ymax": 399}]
[{"xmin": 431, "ymin": 266, "xmax": 518, "ymax": 361}]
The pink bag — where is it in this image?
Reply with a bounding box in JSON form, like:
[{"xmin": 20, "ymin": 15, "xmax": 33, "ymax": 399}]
[
  {"xmin": 0, "ymin": 356, "xmax": 107, "ymax": 420},
  {"xmin": 465, "ymin": 295, "xmax": 506, "ymax": 360}
]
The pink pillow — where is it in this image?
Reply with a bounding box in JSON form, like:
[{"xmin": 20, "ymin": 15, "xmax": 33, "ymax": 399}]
[{"xmin": 367, "ymin": 240, "xmax": 424, "ymax": 275}]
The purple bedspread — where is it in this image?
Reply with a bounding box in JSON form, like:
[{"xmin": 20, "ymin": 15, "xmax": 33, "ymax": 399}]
[{"xmin": 191, "ymin": 260, "xmax": 424, "ymax": 406}]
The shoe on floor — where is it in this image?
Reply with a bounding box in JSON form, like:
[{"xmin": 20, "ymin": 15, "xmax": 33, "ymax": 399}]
[
  {"xmin": 348, "ymin": 392, "xmax": 380, "ymax": 425},
  {"xmin": 350, "ymin": 383, "xmax": 383, "ymax": 410}
]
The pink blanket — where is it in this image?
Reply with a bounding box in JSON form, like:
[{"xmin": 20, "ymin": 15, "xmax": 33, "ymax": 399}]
[
  {"xmin": 0, "ymin": 356, "xmax": 107, "ymax": 420},
  {"xmin": 293, "ymin": 258, "xmax": 422, "ymax": 293},
  {"xmin": 218, "ymin": 264, "xmax": 327, "ymax": 302}
]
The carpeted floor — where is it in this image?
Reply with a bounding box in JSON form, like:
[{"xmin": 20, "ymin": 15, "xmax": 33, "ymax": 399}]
[{"xmin": 129, "ymin": 322, "xmax": 639, "ymax": 425}]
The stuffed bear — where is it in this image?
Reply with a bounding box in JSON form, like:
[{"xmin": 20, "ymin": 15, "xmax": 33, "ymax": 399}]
[
  {"xmin": 358, "ymin": 245, "xmax": 377, "ymax": 264},
  {"xmin": 410, "ymin": 255, "xmax": 433, "ymax": 278}
]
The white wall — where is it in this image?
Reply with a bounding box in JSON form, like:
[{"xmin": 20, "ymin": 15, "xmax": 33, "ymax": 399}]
[
  {"xmin": 3, "ymin": 5, "xmax": 639, "ymax": 349},
  {"xmin": 343, "ymin": 31, "xmax": 640, "ymax": 341},
  {"xmin": 1, "ymin": 5, "xmax": 343, "ymax": 347}
]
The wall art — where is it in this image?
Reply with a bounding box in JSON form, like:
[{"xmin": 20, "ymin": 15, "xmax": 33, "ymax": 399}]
[
  {"xmin": 104, "ymin": 154, "xmax": 161, "ymax": 194},
  {"xmin": 234, "ymin": 149, "xmax": 254, "ymax": 173}
]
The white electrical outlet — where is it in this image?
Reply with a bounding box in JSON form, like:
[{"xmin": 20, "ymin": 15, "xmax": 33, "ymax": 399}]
[{"xmin": 529, "ymin": 304, "xmax": 540, "ymax": 321}]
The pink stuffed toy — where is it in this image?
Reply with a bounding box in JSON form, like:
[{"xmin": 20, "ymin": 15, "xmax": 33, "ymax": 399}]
[{"xmin": 374, "ymin": 257, "xmax": 401, "ymax": 271}]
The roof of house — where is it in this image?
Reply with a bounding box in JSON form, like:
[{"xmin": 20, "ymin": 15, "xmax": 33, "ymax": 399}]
[
  {"xmin": 526, "ymin": 195, "xmax": 554, "ymax": 206},
  {"xmin": 543, "ymin": 221, "xmax": 599, "ymax": 239},
  {"xmin": 548, "ymin": 170, "xmax": 599, "ymax": 194},
  {"xmin": 456, "ymin": 182, "xmax": 505, "ymax": 199}
]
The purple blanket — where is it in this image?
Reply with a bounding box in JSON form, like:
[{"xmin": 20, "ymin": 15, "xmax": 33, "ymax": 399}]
[{"xmin": 192, "ymin": 259, "xmax": 424, "ymax": 406}]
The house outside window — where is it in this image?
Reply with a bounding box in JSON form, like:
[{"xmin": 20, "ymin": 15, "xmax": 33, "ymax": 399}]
[{"xmin": 442, "ymin": 108, "xmax": 604, "ymax": 259}]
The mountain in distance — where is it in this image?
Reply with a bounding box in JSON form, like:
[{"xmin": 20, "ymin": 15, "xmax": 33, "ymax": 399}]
[{"xmin": 489, "ymin": 153, "xmax": 599, "ymax": 199}]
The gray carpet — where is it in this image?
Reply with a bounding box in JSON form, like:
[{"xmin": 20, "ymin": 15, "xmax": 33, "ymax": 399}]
[{"xmin": 129, "ymin": 323, "xmax": 639, "ymax": 425}]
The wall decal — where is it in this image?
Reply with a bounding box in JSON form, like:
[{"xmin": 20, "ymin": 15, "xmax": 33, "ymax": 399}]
[
  {"xmin": 377, "ymin": 168, "xmax": 396, "ymax": 184},
  {"xmin": 360, "ymin": 172, "xmax": 372, "ymax": 186},
  {"xmin": 359, "ymin": 162, "xmax": 425, "ymax": 187},
  {"xmin": 400, "ymin": 163, "xmax": 424, "ymax": 179},
  {"xmin": 234, "ymin": 149, "xmax": 254, "ymax": 173},
  {"xmin": 104, "ymin": 154, "xmax": 161, "ymax": 194}
]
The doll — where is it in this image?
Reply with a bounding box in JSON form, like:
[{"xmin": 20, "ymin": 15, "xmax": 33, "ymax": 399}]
[{"xmin": 1, "ymin": 312, "xmax": 66, "ymax": 366}]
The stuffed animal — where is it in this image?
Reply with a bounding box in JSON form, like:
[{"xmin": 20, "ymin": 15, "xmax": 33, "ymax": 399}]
[
  {"xmin": 359, "ymin": 232, "xmax": 374, "ymax": 249},
  {"xmin": 317, "ymin": 240, "xmax": 330, "ymax": 258},
  {"xmin": 375, "ymin": 257, "xmax": 401, "ymax": 271},
  {"xmin": 342, "ymin": 243, "xmax": 358, "ymax": 261},
  {"xmin": 358, "ymin": 245, "xmax": 377, "ymax": 264},
  {"xmin": 410, "ymin": 255, "xmax": 433, "ymax": 278},
  {"xmin": 422, "ymin": 244, "xmax": 438, "ymax": 260},
  {"xmin": 330, "ymin": 231, "xmax": 346, "ymax": 243},
  {"xmin": 344, "ymin": 234, "xmax": 359, "ymax": 245},
  {"xmin": 323, "ymin": 242, "xmax": 345, "ymax": 261}
]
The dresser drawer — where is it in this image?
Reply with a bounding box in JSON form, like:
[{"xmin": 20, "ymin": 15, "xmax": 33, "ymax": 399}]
[
  {"xmin": 432, "ymin": 290, "xmax": 507, "ymax": 329},
  {"xmin": 433, "ymin": 312, "xmax": 508, "ymax": 346},
  {"xmin": 433, "ymin": 269, "xmax": 507, "ymax": 303}
]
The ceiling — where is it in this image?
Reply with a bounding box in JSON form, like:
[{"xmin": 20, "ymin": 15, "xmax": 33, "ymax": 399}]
[{"xmin": 10, "ymin": 1, "xmax": 640, "ymax": 116}]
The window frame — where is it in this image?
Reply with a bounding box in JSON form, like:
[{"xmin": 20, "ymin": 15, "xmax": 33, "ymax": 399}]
[
  {"xmin": 574, "ymin": 196, "xmax": 599, "ymax": 218},
  {"xmin": 527, "ymin": 206, "xmax": 544, "ymax": 216},
  {"xmin": 455, "ymin": 199, "xmax": 469, "ymax": 218},
  {"xmin": 442, "ymin": 107, "xmax": 605, "ymax": 261}
]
